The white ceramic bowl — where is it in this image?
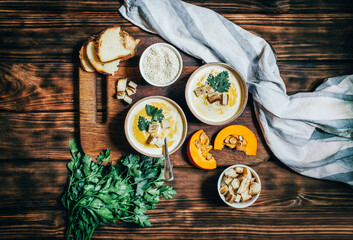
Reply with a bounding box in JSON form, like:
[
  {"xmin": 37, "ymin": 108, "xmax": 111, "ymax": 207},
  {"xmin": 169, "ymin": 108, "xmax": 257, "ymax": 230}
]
[
  {"xmin": 217, "ymin": 164, "xmax": 261, "ymax": 208},
  {"xmin": 185, "ymin": 62, "xmax": 248, "ymax": 125},
  {"xmin": 139, "ymin": 43, "xmax": 183, "ymax": 87},
  {"xmin": 124, "ymin": 96, "xmax": 188, "ymax": 157}
]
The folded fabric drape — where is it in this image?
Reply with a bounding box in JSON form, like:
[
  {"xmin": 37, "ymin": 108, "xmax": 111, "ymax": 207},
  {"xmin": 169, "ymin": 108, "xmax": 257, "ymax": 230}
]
[{"xmin": 119, "ymin": 0, "xmax": 353, "ymax": 185}]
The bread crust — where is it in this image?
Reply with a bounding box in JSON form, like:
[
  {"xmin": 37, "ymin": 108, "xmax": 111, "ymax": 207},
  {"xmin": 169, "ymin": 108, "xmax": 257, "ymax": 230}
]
[{"xmin": 79, "ymin": 40, "xmax": 95, "ymax": 72}]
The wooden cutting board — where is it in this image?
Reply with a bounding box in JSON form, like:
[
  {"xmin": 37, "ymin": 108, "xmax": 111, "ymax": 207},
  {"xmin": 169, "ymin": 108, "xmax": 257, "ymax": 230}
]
[{"xmin": 79, "ymin": 64, "xmax": 270, "ymax": 167}]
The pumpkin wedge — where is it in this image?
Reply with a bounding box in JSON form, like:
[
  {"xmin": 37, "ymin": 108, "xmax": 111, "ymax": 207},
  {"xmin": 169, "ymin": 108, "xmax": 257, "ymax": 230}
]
[
  {"xmin": 214, "ymin": 125, "xmax": 257, "ymax": 155},
  {"xmin": 187, "ymin": 129, "xmax": 216, "ymax": 170}
]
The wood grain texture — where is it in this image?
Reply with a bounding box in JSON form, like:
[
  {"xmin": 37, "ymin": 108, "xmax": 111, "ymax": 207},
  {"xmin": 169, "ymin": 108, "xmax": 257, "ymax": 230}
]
[
  {"xmin": 0, "ymin": 0, "xmax": 352, "ymax": 13},
  {"xmin": 1, "ymin": 14, "xmax": 352, "ymax": 62},
  {"xmin": 1, "ymin": 0, "xmax": 353, "ymax": 239},
  {"xmin": 0, "ymin": 160, "xmax": 352, "ymax": 239}
]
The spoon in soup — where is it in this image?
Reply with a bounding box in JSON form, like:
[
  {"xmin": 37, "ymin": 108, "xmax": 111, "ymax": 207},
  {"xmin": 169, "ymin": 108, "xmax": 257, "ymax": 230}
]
[{"xmin": 164, "ymin": 137, "xmax": 174, "ymax": 181}]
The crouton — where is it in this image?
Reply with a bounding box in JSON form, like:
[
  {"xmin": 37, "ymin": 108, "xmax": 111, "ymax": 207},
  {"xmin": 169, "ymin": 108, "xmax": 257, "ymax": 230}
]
[
  {"xmin": 228, "ymin": 194, "xmax": 236, "ymax": 204},
  {"xmin": 126, "ymin": 86, "xmax": 136, "ymax": 96},
  {"xmin": 224, "ymin": 168, "xmax": 238, "ymax": 178},
  {"xmin": 148, "ymin": 122, "xmax": 160, "ymax": 133},
  {"xmin": 231, "ymin": 178, "xmax": 240, "ymax": 190},
  {"xmin": 237, "ymin": 177, "xmax": 251, "ymax": 194},
  {"xmin": 117, "ymin": 91, "xmax": 125, "ymax": 99},
  {"xmin": 220, "ymin": 185, "xmax": 228, "ymax": 195},
  {"xmin": 123, "ymin": 95, "xmax": 132, "ymax": 104},
  {"xmin": 221, "ymin": 93, "xmax": 228, "ymax": 105},
  {"xmin": 224, "ymin": 177, "xmax": 233, "ymax": 185},
  {"xmin": 207, "ymin": 92, "xmax": 221, "ymax": 103},
  {"xmin": 237, "ymin": 174, "xmax": 246, "ymax": 182},
  {"xmin": 194, "ymin": 86, "xmax": 206, "ymax": 97},
  {"xmin": 243, "ymin": 167, "xmax": 252, "ymax": 180},
  {"xmin": 117, "ymin": 78, "xmax": 127, "ymax": 92},
  {"xmin": 225, "ymin": 192, "xmax": 232, "ymax": 202},
  {"xmin": 249, "ymin": 182, "xmax": 261, "ymax": 195},
  {"xmin": 204, "ymin": 85, "xmax": 214, "ymax": 94},
  {"xmin": 146, "ymin": 135, "xmax": 157, "ymax": 145},
  {"xmin": 128, "ymin": 81, "xmax": 137, "ymax": 89},
  {"xmin": 241, "ymin": 190, "xmax": 252, "ymax": 202},
  {"xmin": 161, "ymin": 118, "xmax": 171, "ymax": 129},
  {"xmin": 117, "ymin": 78, "xmax": 128, "ymax": 99}
]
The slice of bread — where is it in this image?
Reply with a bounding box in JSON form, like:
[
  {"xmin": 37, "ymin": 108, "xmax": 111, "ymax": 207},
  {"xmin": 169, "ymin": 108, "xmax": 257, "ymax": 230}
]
[
  {"xmin": 96, "ymin": 26, "xmax": 140, "ymax": 62},
  {"xmin": 79, "ymin": 41, "xmax": 95, "ymax": 72},
  {"xmin": 86, "ymin": 35, "xmax": 120, "ymax": 76}
]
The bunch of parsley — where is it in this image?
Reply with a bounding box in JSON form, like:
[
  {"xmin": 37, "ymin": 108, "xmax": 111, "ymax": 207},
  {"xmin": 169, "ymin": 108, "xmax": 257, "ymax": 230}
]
[{"xmin": 61, "ymin": 139, "xmax": 176, "ymax": 240}]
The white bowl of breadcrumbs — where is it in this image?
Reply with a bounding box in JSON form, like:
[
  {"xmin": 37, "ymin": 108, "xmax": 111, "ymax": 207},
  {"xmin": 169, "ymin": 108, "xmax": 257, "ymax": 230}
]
[{"xmin": 139, "ymin": 43, "xmax": 183, "ymax": 87}]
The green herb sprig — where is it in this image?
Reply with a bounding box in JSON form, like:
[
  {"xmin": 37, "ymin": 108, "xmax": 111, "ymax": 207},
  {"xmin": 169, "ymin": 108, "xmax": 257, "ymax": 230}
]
[
  {"xmin": 138, "ymin": 116, "xmax": 151, "ymax": 131},
  {"xmin": 206, "ymin": 71, "xmax": 231, "ymax": 93},
  {"xmin": 62, "ymin": 139, "xmax": 176, "ymax": 240},
  {"xmin": 138, "ymin": 104, "xmax": 164, "ymax": 131}
]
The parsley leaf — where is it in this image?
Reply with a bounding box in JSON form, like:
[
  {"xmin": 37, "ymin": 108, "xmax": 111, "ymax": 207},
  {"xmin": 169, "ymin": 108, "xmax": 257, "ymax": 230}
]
[
  {"xmin": 96, "ymin": 149, "xmax": 110, "ymax": 163},
  {"xmin": 160, "ymin": 186, "xmax": 177, "ymax": 199},
  {"xmin": 206, "ymin": 71, "xmax": 231, "ymax": 93},
  {"xmin": 137, "ymin": 105, "xmax": 164, "ymax": 131},
  {"xmin": 145, "ymin": 104, "xmax": 164, "ymax": 122},
  {"xmin": 138, "ymin": 116, "xmax": 151, "ymax": 131}
]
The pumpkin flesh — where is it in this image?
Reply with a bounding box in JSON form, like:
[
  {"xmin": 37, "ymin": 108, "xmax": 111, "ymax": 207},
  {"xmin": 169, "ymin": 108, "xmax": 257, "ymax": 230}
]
[
  {"xmin": 214, "ymin": 125, "xmax": 257, "ymax": 155},
  {"xmin": 187, "ymin": 129, "xmax": 216, "ymax": 170}
]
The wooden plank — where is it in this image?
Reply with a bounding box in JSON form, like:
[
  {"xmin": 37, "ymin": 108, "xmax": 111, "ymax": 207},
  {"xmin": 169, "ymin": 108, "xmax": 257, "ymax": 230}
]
[
  {"xmin": 190, "ymin": 0, "xmax": 353, "ymax": 14},
  {"xmin": 0, "ymin": 111, "xmax": 76, "ymax": 160},
  {"xmin": 277, "ymin": 61, "xmax": 353, "ymax": 93},
  {"xmin": 1, "ymin": 14, "xmax": 352, "ymax": 62},
  {"xmin": 224, "ymin": 13, "xmax": 353, "ymax": 61},
  {"xmin": 1, "ymin": 0, "xmax": 352, "ymax": 13},
  {"xmin": 0, "ymin": 160, "xmax": 352, "ymax": 239},
  {"xmin": 0, "ymin": 63, "xmax": 76, "ymax": 111}
]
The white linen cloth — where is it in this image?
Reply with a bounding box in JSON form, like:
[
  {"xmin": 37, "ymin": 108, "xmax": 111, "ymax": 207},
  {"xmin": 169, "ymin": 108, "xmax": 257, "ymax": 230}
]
[{"xmin": 119, "ymin": 0, "xmax": 353, "ymax": 185}]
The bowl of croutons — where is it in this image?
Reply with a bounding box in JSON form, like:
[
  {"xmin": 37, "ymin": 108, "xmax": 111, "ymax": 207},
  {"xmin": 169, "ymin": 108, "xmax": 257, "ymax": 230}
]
[{"xmin": 218, "ymin": 164, "xmax": 261, "ymax": 208}]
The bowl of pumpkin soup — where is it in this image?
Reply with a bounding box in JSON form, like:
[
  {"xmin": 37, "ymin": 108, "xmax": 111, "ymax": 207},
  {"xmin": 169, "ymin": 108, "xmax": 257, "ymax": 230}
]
[
  {"xmin": 185, "ymin": 63, "xmax": 248, "ymax": 125},
  {"xmin": 125, "ymin": 96, "xmax": 187, "ymax": 157}
]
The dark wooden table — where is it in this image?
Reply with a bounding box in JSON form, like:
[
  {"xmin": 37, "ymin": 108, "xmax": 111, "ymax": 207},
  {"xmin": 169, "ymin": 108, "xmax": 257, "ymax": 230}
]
[{"xmin": 1, "ymin": 0, "xmax": 353, "ymax": 239}]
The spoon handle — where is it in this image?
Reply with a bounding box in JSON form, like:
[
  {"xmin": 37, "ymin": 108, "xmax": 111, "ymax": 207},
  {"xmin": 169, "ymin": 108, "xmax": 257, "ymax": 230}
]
[{"xmin": 164, "ymin": 138, "xmax": 174, "ymax": 181}]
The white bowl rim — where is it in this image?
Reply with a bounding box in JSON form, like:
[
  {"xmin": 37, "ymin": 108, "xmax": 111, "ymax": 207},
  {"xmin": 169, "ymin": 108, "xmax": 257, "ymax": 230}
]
[
  {"xmin": 185, "ymin": 62, "xmax": 248, "ymax": 126},
  {"xmin": 139, "ymin": 42, "xmax": 183, "ymax": 87},
  {"xmin": 124, "ymin": 96, "xmax": 188, "ymax": 157},
  {"xmin": 217, "ymin": 164, "xmax": 261, "ymax": 208}
]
